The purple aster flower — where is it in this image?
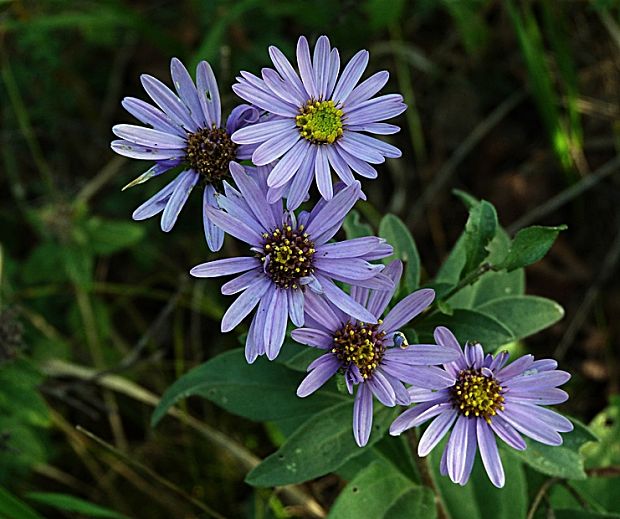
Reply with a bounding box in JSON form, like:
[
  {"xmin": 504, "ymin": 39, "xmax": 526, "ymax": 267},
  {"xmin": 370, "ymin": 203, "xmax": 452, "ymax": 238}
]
[
  {"xmin": 293, "ymin": 261, "xmax": 459, "ymax": 447},
  {"xmin": 190, "ymin": 162, "xmax": 393, "ymax": 363},
  {"xmin": 390, "ymin": 326, "xmax": 573, "ymax": 488},
  {"xmin": 111, "ymin": 57, "xmax": 260, "ymax": 251},
  {"xmin": 231, "ymin": 35, "xmax": 406, "ymax": 209}
]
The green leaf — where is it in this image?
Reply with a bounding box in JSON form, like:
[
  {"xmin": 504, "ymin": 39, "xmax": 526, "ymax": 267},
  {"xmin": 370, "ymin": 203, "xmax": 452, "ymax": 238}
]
[
  {"xmin": 246, "ymin": 404, "xmax": 395, "ymax": 487},
  {"xmin": 497, "ymin": 225, "xmax": 567, "ymax": 272},
  {"xmin": 328, "ymin": 460, "xmax": 428, "ymax": 518},
  {"xmin": 570, "ymin": 397, "xmax": 620, "ymax": 513},
  {"xmin": 344, "ymin": 210, "xmax": 373, "ymax": 239},
  {"xmin": 582, "ymin": 395, "xmax": 620, "ymax": 468},
  {"xmin": 26, "ymin": 493, "xmax": 129, "ymax": 519},
  {"xmin": 417, "ymin": 309, "xmax": 514, "ymax": 350},
  {"xmin": 275, "ymin": 341, "xmax": 323, "ymax": 373},
  {"xmin": 511, "ymin": 418, "xmax": 597, "ymax": 480},
  {"xmin": 83, "ymin": 217, "xmax": 145, "ymax": 255},
  {"xmin": 435, "ymin": 235, "xmax": 467, "ymax": 286},
  {"xmin": 151, "ymin": 349, "xmax": 342, "ymax": 427},
  {"xmin": 449, "ymin": 228, "xmax": 525, "ymax": 309},
  {"xmin": 384, "ymin": 487, "xmax": 436, "ymax": 519},
  {"xmin": 379, "ymin": 214, "xmax": 421, "ymax": 291},
  {"xmin": 430, "ymin": 438, "xmax": 528, "ymax": 519},
  {"xmin": 462, "ymin": 200, "xmax": 498, "ymax": 276},
  {"xmin": 477, "ymin": 296, "xmax": 564, "ymax": 340},
  {"xmin": 0, "ymin": 486, "xmax": 43, "ymax": 519}
]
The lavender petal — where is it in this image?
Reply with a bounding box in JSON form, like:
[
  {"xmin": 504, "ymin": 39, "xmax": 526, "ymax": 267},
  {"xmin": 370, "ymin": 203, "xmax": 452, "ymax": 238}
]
[
  {"xmin": 506, "ymin": 370, "xmax": 571, "ymax": 390},
  {"xmin": 190, "ymin": 257, "xmax": 259, "ymax": 278},
  {"xmin": 221, "ymin": 277, "xmax": 271, "ymax": 333},
  {"xmin": 230, "ymin": 162, "xmax": 278, "ymax": 229},
  {"xmin": 170, "ymin": 57, "xmax": 204, "ymax": 127},
  {"xmin": 315, "ymin": 145, "xmax": 333, "ymax": 200},
  {"xmin": 226, "ymin": 104, "xmax": 260, "ymax": 135},
  {"xmin": 332, "ymin": 49, "xmax": 369, "ymax": 104},
  {"xmin": 268, "ymin": 139, "xmax": 311, "ymax": 189},
  {"xmin": 132, "ymin": 177, "xmax": 179, "ymax": 220},
  {"xmin": 417, "ymin": 409, "xmax": 458, "ymax": 457},
  {"xmin": 381, "ymin": 289, "xmax": 435, "ymax": 333},
  {"xmin": 161, "ymin": 170, "xmax": 199, "ymax": 231},
  {"xmin": 203, "ymin": 185, "xmax": 224, "ymax": 252},
  {"xmin": 366, "ymin": 260, "xmax": 403, "ymax": 316},
  {"xmin": 232, "ymin": 119, "xmax": 294, "ymax": 145},
  {"xmin": 221, "ymin": 269, "xmax": 265, "ymax": 295},
  {"xmin": 112, "ymin": 124, "xmax": 187, "ymax": 149},
  {"xmin": 305, "ymin": 182, "xmax": 361, "ymax": 242},
  {"xmin": 296, "ymin": 35, "xmax": 317, "ymax": 99},
  {"xmin": 287, "ymin": 288, "xmax": 305, "ymax": 327},
  {"xmin": 367, "ymin": 371, "xmax": 396, "ymax": 407},
  {"xmin": 334, "ymin": 144, "xmax": 379, "ymax": 178},
  {"xmin": 317, "ymin": 275, "xmax": 378, "ymax": 324},
  {"xmin": 286, "ymin": 149, "xmax": 315, "ymax": 210},
  {"xmin": 121, "ymin": 96, "xmax": 184, "ymax": 136},
  {"xmin": 489, "ymin": 415, "xmax": 526, "ymax": 451},
  {"xmin": 297, "ymin": 354, "xmax": 340, "ymax": 397},
  {"xmin": 203, "ymin": 204, "xmax": 262, "ymax": 246},
  {"xmin": 353, "ymin": 383, "xmax": 374, "ymax": 447},
  {"xmin": 140, "ymin": 74, "xmax": 196, "ymax": 131},
  {"xmin": 384, "ymin": 345, "xmax": 460, "ymax": 366},
  {"xmin": 196, "ymin": 61, "xmax": 221, "ymax": 127},
  {"xmin": 264, "ymin": 288, "xmax": 289, "ymax": 360},
  {"xmin": 291, "ymin": 327, "xmax": 333, "ymax": 349},
  {"xmin": 268, "ymin": 45, "xmax": 307, "ymax": 101},
  {"xmin": 345, "ymin": 70, "xmax": 390, "ymax": 108},
  {"xmin": 477, "ymin": 420, "xmax": 505, "ymax": 488},
  {"xmin": 111, "ymin": 140, "xmax": 186, "ymax": 161},
  {"xmin": 252, "ymin": 130, "xmax": 301, "ymax": 166}
]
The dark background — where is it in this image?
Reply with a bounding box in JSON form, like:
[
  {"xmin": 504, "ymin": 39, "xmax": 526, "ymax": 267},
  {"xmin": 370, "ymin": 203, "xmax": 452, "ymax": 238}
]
[{"xmin": 1, "ymin": 0, "xmax": 619, "ymax": 517}]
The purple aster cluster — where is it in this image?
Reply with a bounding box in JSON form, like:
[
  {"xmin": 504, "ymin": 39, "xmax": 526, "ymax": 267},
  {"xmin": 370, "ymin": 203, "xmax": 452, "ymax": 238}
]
[
  {"xmin": 190, "ymin": 163, "xmax": 393, "ymax": 362},
  {"xmin": 112, "ymin": 35, "xmax": 573, "ymax": 490},
  {"xmin": 294, "ymin": 261, "xmax": 459, "ymax": 446},
  {"xmin": 390, "ymin": 326, "xmax": 573, "ymax": 487}
]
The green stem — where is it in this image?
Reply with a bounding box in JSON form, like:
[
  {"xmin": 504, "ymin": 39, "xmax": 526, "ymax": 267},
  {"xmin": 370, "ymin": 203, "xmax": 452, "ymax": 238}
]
[
  {"xmin": 441, "ymin": 262, "xmax": 496, "ymax": 303},
  {"xmin": 406, "ymin": 429, "xmax": 449, "ymax": 519}
]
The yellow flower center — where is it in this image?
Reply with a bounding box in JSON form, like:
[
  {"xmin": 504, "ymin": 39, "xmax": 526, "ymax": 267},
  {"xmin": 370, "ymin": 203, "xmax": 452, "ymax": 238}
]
[
  {"xmin": 452, "ymin": 369, "xmax": 505, "ymax": 423},
  {"xmin": 296, "ymin": 100, "xmax": 344, "ymax": 144}
]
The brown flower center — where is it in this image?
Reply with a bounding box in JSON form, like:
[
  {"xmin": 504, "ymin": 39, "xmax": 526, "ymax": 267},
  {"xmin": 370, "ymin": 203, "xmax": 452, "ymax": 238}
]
[{"xmin": 185, "ymin": 127, "xmax": 237, "ymax": 182}]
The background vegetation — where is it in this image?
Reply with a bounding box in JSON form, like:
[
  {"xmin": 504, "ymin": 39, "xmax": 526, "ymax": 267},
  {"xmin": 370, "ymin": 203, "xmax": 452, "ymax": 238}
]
[{"xmin": 1, "ymin": 0, "xmax": 620, "ymax": 517}]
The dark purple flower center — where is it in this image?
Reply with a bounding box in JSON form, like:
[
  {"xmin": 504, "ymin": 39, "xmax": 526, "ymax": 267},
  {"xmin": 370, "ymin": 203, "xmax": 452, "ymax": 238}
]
[
  {"xmin": 185, "ymin": 126, "xmax": 237, "ymax": 182},
  {"xmin": 296, "ymin": 100, "xmax": 344, "ymax": 144},
  {"xmin": 331, "ymin": 321, "xmax": 386, "ymax": 379},
  {"xmin": 260, "ymin": 224, "xmax": 315, "ymax": 289},
  {"xmin": 451, "ymin": 368, "xmax": 505, "ymax": 423}
]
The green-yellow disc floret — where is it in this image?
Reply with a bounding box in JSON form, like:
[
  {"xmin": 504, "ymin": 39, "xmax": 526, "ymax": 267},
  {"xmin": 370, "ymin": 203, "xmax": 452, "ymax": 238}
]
[
  {"xmin": 296, "ymin": 100, "xmax": 344, "ymax": 144},
  {"xmin": 332, "ymin": 321, "xmax": 386, "ymax": 379}
]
